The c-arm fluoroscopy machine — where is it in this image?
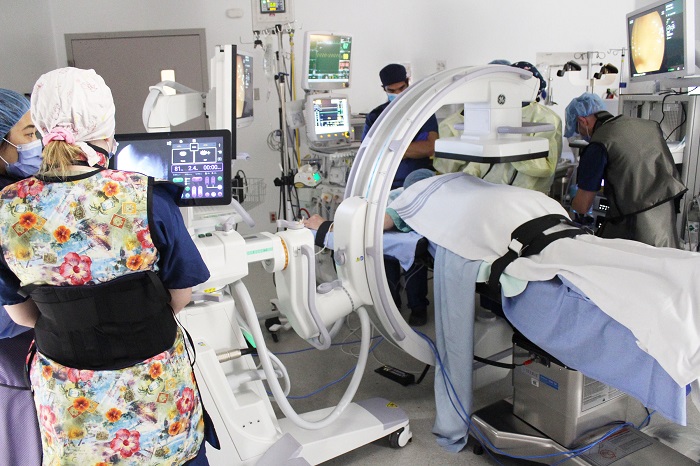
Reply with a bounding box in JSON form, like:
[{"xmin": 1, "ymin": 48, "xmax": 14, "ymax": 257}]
[
  {"xmin": 154, "ymin": 65, "xmax": 696, "ymax": 465},
  {"xmin": 170, "ymin": 65, "xmax": 548, "ymax": 465}
]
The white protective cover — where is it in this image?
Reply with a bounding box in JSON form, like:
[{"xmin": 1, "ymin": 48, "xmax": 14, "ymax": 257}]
[{"xmin": 390, "ymin": 173, "xmax": 700, "ymax": 387}]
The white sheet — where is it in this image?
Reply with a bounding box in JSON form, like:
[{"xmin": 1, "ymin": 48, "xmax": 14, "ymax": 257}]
[{"xmin": 391, "ymin": 173, "xmax": 700, "ymax": 387}]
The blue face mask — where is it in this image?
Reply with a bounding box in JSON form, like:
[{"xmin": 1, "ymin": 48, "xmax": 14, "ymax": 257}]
[
  {"xmin": 1, "ymin": 138, "xmax": 43, "ymax": 178},
  {"xmin": 387, "ymin": 93, "xmax": 399, "ymax": 102}
]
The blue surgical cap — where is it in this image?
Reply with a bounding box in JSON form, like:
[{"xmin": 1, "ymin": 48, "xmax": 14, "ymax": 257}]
[
  {"xmin": 0, "ymin": 88, "xmax": 30, "ymax": 139},
  {"xmin": 379, "ymin": 64, "xmax": 408, "ymax": 87},
  {"xmin": 489, "ymin": 59, "xmax": 512, "ymax": 66},
  {"xmin": 564, "ymin": 93, "xmax": 606, "ymax": 138}
]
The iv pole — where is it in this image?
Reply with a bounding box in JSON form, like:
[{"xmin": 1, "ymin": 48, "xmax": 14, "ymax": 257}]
[{"xmin": 264, "ymin": 24, "xmax": 299, "ymax": 222}]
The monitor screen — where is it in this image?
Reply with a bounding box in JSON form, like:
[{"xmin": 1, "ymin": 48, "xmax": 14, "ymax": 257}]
[
  {"xmin": 236, "ymin": 51, "xmax": 254, "ymax": 128},
  {"xmin": 305, "ymin": 95, "xmax": 351, "ymax": 142},
  {"xmin": 627, "ymin": 0, "xmax": 695, "ymax": 82},
  {"xmin": 260, "ymin": 0, "xmax": 285, "ymax": 13},
  {"xmin": 301, "ymin": 32, "xmax": 353, "ymax": 91},
  {"xmin": 111, "ymin": 130, "xmax": 232, "ymax": 207}
]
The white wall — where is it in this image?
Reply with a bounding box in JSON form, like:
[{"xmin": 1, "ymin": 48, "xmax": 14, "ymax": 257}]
[
  {"xmin": 0, "ymin": 0, "xmax": 55, "ymax": 94},
  {"xmin": 1, "ymin": 0, "xmax": 643, "ymax": 223},
  {"xmin": 0, "ymin": 0, "xmax": 647, "ymax": 308},
  {"xmin": 294, "ymin": 0, "xmax": 638, "ymax": 113}
]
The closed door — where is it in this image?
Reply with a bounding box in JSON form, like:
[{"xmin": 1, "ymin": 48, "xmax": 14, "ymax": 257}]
[{"xmin": 66, "ymin": 29, "xmax": 208, "ymax": 133}]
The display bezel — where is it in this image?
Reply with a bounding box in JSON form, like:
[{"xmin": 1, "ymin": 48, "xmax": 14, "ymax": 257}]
[
  {"xmin": 626, "ymin": 0, "xmax": 695, "ymax": 83},
  {"xmin": 301, "ymin": 31, "xmax": 353, "ymax": 91},
  {"xmin": 111, "ymin": 129, "xmax": 232, "ymax": 207}
]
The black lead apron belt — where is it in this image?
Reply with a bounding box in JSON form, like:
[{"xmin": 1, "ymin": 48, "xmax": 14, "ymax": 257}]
[{"xmin": 20, "ymin": 271, "xmax": 177, "ymax": 370}]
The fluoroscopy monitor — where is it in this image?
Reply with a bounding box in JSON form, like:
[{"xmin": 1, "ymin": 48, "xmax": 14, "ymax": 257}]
[
  {"xmin": 305, "ymin": 94, "xmax": 351, "ymax": 143},
  {"xmin": 111, "ymin": 129, "xmax": 232, "ymax": 207},
  {"xmin": 236, "ymin": 51, "xmax": 254, "ymax": 128},
  {"xmin": 301, "ymin": 31, "xmax": 353, "ymax": 91},
  {"xmin": 627, "ymin": 0, "xmax": 696, "ymax": 82}
]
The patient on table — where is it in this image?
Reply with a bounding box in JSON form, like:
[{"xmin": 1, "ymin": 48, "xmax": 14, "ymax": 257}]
[{"xmin": 386, "ymin": 172, "xmax": 700, "ymax": 439}]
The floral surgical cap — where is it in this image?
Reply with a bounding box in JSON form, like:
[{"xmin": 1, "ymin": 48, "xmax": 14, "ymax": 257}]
[{"xmin": 31, "ymin": 67, "xmax": 115, "ymax": 166}]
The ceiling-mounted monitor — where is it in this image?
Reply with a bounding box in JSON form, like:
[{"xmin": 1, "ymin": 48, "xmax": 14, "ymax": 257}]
[
  {"xmin": 627, "ymin": 0, "xmax": 696, "ymax": 83},
  {"xmin": 301, "ymin": 32, "xmax": 353, "ymax": 91}
]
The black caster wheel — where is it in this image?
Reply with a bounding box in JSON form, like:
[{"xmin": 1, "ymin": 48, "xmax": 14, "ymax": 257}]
[{"xmin": 389, "ymin": 427, "xmax": 411, "ymax": 448}]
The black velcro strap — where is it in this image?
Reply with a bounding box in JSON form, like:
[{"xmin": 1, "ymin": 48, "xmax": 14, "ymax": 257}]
[
  {"xmin": 27, "ymin": 271, "xmax": 177, "ymax": 370},
  {"xmin": 314, "ymin": 221, "xmax": 333, "ymax": 248},
  {"xmin": 488, "ymin": 214, "xmax": 585, "ymax": 293}
]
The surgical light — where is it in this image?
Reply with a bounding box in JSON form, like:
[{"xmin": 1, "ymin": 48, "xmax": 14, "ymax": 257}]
[
  {"xmin": 594, "ymin": 63, "xmax": 619, "ymax": 79},
  {"xmin": 556, "ymin": 60, "xmax": 582, "ymax": 76}
]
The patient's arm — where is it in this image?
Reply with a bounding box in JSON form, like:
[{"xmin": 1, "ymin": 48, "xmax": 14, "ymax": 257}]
[{"xmin": 303, "ymin": 214, "xmax": 331, "ymax": 231}]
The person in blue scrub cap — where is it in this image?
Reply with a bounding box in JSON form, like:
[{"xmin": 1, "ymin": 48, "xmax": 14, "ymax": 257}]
[
  {"xmin": 563, "ymin": 92, "xmax": 606, "ymax": 142},
  {"xmin": 362, "ymin": 63, "xmax": 439, "ymax": 190},
  {"xmin": 565, "ymin": 92, "xmax": 686, "ymax": 247},
  {"xmin": 0, "ymin": 89, "xmax": 42, "ymax": 179},
  {"xmin": 0, "ymin": 88, "xmax": 42, "ymax": 466}
]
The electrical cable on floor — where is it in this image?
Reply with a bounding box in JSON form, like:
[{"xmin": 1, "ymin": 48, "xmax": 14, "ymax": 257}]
[
  {"xmin": 265, "ymin": 337, "xmax": 385, "ymax": 400},
  {"xmin": 266, "ymin": 335, "xmax": 383, "ymax": 356}
]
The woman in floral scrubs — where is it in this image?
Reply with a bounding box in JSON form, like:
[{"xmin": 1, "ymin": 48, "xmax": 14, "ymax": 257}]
[{"xmin": 0, "ymin": 68, "xmax": 213, "ymax": 465}]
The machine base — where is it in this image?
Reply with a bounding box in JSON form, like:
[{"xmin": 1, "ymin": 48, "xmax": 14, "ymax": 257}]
[
  {"xmin": 470, "ymin": 400, "xmax": 697, "ymax": 465},
  {"xmin": 270, "ymin": 398, "xmax": 411, "ymax": 465}
]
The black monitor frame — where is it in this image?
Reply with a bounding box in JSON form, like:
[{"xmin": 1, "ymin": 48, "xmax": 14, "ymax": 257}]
[{"xmin": 111, "ymin": 129, "xmax": 232, "ymax": 207}]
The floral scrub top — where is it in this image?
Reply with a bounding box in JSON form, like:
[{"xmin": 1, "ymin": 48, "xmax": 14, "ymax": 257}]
[{"xmin": 0, "ymin": 169, "xmax": 211, "ymax": 465}]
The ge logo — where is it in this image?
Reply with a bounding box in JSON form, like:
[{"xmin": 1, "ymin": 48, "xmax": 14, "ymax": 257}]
[{"xmin": 497, "ymin": 94, "xmax": 506, "ymax": 105}]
